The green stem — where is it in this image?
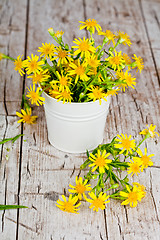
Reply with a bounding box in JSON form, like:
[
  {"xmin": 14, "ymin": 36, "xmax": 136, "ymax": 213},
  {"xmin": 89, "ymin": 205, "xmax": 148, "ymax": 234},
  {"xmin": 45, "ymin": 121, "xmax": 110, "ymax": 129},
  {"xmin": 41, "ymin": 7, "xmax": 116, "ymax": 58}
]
[
  {"xmin": 3, "ymin": 54, "xmax": 15, "ymax": 61},
  {"xmin": 78, "ymin": 65, "xmax": 108, "ymax": 102},
  {"xmin": 125, "ymin": 135, "xmax": 148, "ymax": 160},
  {"xmin": 45, "ymin": 62, "xmax": 57, "ymax": 77}
]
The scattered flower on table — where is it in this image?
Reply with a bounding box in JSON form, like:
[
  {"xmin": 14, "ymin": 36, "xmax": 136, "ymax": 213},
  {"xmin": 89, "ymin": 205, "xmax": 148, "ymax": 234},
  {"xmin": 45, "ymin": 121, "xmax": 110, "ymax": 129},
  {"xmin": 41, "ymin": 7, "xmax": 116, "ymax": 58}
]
[
  {"xmin": 69, "ymin": 176, "xmax": 92, "ymax": 200},
  {"xmin": 56, "ymin": 194, "xmax": 81, "ymax": 214},
  {"xmin": 139, "ymin": 124, "xmax": 159, "ymax": 138},
  {"xmin": 56, "ymin": 125, "xmax": 158, "ymax": 213}
]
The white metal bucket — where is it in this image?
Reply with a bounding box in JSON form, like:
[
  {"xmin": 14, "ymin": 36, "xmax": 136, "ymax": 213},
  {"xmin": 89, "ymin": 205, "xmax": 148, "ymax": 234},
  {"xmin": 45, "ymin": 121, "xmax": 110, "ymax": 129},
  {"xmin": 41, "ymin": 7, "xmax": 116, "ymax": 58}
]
[{"xmin": 42, "ymin": 91, "xmax": 111, "ymax": 153}]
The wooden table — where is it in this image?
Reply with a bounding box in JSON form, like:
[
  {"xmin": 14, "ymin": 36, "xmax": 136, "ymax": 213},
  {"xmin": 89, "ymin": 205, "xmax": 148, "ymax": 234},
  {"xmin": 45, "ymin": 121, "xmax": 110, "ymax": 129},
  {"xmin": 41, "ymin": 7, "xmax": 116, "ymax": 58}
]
[{"xmin": 0, "ymin": 0, "xmax": 160, "ymax": 239}]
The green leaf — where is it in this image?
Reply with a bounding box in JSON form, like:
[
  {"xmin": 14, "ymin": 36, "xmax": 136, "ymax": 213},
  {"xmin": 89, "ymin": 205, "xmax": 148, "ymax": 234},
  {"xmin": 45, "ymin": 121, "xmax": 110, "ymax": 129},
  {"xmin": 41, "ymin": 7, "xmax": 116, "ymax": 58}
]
[
  {"xmin": 0, "ymin": 134, "xmax": 24, "ymax": 145},
  {"xmin": 11, "ymin": 134, "xmax": 24, "ymax": 143},
  {"xmin": 0, "ymin": 205, "xmax": 28, "ymax": 210},
  {"xmin": 0, "ymin": 138, "xmax": 13, "ymax": 144}
]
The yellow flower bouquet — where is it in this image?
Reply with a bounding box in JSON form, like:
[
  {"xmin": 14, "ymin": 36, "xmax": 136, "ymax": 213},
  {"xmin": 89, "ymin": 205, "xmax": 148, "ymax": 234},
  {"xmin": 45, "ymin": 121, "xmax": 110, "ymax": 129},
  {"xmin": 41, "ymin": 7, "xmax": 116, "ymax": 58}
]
[
  {"xmin": 1, "ymin": 19, "xmax": 143, "ymax": 110},
  {"xmin": 0, "ymin": 18, "xmax": 144, "ymax": 153}
]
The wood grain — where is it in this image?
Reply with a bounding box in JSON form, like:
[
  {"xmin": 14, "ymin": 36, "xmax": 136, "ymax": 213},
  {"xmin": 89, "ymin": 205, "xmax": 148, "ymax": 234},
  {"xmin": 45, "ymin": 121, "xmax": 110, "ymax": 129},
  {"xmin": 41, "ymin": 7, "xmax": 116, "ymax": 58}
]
[{"xmin": 0, "ymin": 0, "xmax": 160, "ymax": 239}]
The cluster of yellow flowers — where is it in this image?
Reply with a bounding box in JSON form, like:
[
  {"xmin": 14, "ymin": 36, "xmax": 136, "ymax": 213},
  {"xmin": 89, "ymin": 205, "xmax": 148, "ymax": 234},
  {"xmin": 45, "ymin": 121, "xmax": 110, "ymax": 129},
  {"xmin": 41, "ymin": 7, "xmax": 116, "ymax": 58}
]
[
  {"xmin": 56, "ymin": 124, "xmax": 159, "ymax": 213},
  {"xmin": 0, "ymin": 19, "xmax": 144, "ymax": 124}
]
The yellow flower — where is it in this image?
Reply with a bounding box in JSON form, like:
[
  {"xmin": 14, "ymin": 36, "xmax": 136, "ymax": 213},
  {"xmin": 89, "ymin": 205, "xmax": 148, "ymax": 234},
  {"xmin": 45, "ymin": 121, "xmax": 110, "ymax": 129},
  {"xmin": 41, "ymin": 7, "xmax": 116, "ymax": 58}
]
[
  {"xmin": 115, "ymin": 71, "xmax": 127, "ymax": 92},
  {"xmin": 14, "ymin": 55, "xmax": 25, "ymax": 76},
  {"xmin": 132, "ymin": 54, "xmax": 144, "ymax": 73},
  {"xmin": 51, "ymin": 46, "xmax": 71, "ymax": 66},
  {"xmin": 85, "ymin": 192, "xmax": 110, "ymax": 212},
  {"xmin": 127, "ymin": 159, "xmax": 142, "ymax": 176},
  {"xmin": 134, "ymin": 148, "xmax": 154, "ymax": 171},
  {"xmin": 23, "ymin": 54, "xmax": 44, "ymax": 75},
  {"xmin": 87, "ymin": 86, "xmax": 107, "ymax": 105},
  {"xmin": 0, "ymin": 52, "xmax": 5, "ymax": 61},
  {"xmin": 16, "ymin": 108, "xmax": 37, "ymax": 124},
  {"xmin": 114, "ymin": 134, "xmax": 136, "ymax": 155},
  {"xmin": 79, "ymin": 19, "xmax": 102, "ymax": 34},
  {"xmin": 106, "ymin": 88, "xmax": 120, "ymax": 97},
  {"xmin": 55, "ymin": 30, "xmax": 64, "ymax": 38},
  {"xmin": 120, "ymin": 184, "xmax": 145, "ymax": 207},
  {"xmin": 51, "ymin": 71, "xmax": 71, "ymax": 91},
  {"xmin": 55, "ymin": 89, "xmax": 72, "ymax": 103},
  {"xmin": 107, "ymin": 50, "xmax": 125, "ymax": 71},
  {"xmin": 72, "ymin": 37, "xmax": 96, "ymax": 58},
  {"xmin": 98, "ymin": 30, "xmax": 115, "ymax": 45},
  {"xmin": 28, "ymin": 69, "xmax": 50, "ymax": 84},
  {"xmin": 68, "ymin": 59, "xmax": 89, "ymax": 83},
  {"xmin": 49, "ymin": 84, "xmax": 59, "ymax": 98},
  {"xmin": 89, "ymin": 149, "xmax": 112, "ymax": 173},
  {"xmin": 122, "ymin": 53, "xmax": 131, "ymax": 65},
  {"xmin": 69, "ymin": 176, "xmax": 92, "ymax": 200},
  {"xmin": 85, "ymin": 54, "xmax": 101, "ymax": 68},
  {"xmin": 116, "ymin": 31, "xmax": 132, "ymax": 46},
  {"xmin": 133, "ymin": 182, "xmax": 146, "ymax": 198},
  {"xmin": 26, "ymin": 85, "xmax": 45, "ymax": 106},
  {"xmin": 48, "ymin": 27, "xmax": 54, "ymax": 35},
  {"xmin": 56, "ymin": 194, "xmax": 81, "ymax": 214},
  {"xmin": 38, "ymin": 42, "xmax": 55, "ymax": 59},
  {"xmin": 139, "ymin": 124, "xmax": 159, "ymax": 138},
  {"xmin": 123, "ymin": 70, "xmax": 136, "ymax": 89},
  {"xmin": 116, "ymin": 70, "xmax": 136, "ymax": 91}
]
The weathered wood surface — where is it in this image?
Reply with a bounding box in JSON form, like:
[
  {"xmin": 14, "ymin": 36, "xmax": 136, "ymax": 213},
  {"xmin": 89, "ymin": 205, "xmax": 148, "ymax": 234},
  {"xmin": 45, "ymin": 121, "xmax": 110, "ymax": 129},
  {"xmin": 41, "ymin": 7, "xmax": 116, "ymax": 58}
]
[{"xmin": 0, "ymin": 0, "xmax": 160, "ymax": 239}]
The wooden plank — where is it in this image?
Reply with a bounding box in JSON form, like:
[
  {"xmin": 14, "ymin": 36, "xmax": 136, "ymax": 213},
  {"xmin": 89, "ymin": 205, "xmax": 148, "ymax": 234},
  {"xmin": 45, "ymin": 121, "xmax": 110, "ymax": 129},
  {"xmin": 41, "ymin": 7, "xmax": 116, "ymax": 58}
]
[
  {"xmin": 0, "ymin": 116, "xmax": 22, "ymax": 239},
  {"xmin": 0, "ymin": 0, "xmax": 27, "ymax": 115},
  {"xmin": 85, "ymin": 0, "xmax": 160, "ymax": 239},
  {"xmin": 106, "ymin": 168, "xmax": 160, "ymax": 240},
  {"xmin": 0, "ymin": 0, "xmax": 27, "ymax": 239},
  {"xmin": 140, "ymin": 0, "xmax": 160, "ymax": 85},
  {"xmin": 1, "ymin": 0, "xmax": 160, "ymax": 239},
  {"xmin": 18, "ymin": 0, "xmax": 107, "ymax": 239}
]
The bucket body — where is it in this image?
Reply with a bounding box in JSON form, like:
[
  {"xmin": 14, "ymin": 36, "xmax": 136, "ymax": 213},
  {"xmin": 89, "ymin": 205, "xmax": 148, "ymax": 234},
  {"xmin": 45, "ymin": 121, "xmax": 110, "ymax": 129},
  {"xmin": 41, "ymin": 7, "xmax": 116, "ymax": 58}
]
[{"xmin": 43, "ymin": 91, "xmax": 110, "ymax": 153}]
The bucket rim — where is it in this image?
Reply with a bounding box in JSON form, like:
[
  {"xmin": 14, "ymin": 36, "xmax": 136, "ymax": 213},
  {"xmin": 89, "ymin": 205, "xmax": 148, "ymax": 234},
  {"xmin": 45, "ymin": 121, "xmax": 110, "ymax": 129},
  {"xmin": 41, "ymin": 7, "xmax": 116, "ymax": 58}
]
[{"xmin": 42, "ymin": 89, "xmax": 110, "ymax": 106}]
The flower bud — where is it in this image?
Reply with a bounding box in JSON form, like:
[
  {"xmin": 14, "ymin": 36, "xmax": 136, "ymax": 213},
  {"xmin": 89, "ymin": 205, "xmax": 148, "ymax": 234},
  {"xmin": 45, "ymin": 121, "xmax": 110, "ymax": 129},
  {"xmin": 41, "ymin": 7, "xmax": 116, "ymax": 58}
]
[
  {"xmin": 48, "ymin": 28, "xmax": 55, "ymax": 36},
  {"xmin": 111, "ymin": 184, "xmax": 119, "ymax": 189},
  {"xmin": 92, "ymin": 174, "xmax": 98, "ymax": 179},
  {"xmin": 109, "ymin": 47, "xmax": 114, "ymax": 52}
]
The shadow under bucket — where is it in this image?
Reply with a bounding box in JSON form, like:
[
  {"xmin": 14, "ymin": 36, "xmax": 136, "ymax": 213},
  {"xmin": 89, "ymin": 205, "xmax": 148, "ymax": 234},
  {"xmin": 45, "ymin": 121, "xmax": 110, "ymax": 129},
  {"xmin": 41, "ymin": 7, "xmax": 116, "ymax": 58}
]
[{"xmin": 43, "ymin": 91, "xmax": 111, "ymax": 153}]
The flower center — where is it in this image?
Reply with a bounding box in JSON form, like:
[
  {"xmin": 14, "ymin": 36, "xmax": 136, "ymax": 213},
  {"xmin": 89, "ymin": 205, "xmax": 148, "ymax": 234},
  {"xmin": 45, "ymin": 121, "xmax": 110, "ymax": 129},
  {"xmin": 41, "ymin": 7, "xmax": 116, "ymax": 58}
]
[
  {"xmin": 95, "ymin": 156, "xmax": 106, "ymax": 167},
  {"xmin": 79, "ymin": 42, "xmax": 90, "ymax": 51},
  {"xmin": 128, "ymin": 192, "xmax": 138, "ymax": 202},
  {"xmin": 89, "ymin": 59, "xmax": 98, "ymax": 68},
  {"xmin": 121, "ymin": 139, "xmax": 132, "ymax": 149},
  {"xmin": 33, "ymin": 73, "xmax": 43, "ymax": 83},
  {"xmin": 92, "ymin": 199, "xmax": 104, "ymax": 208},
  {"xmin": 75, "ymin": 184, "xmax": 86, "ymax": 194},
  {"xmin": 29, "ymin": 91, "xmax": 39, "ymax": 101},
  {"xmin": 58, "ymin": 50, "xmax": 67, "ymax": 58},
  {"xmin": 93, "ymin": 89, "xmax": 102, "ymax": 98},
  {"xmin": 62, "ymin": 90, "xmax": 70, "ymax": 99},
  {"xmin": 75, "ymin": 66, "xmax": 85, "ymax": 75},
  {"xmin": 141, "ymin": 155, "xmax": 150, "ymax": 165},
  {"xmin": 15, "ymin": 60, "xmax": 23, "ymax": 69},
  {"xmin": 63, "ymin": 202, "xmax": 74, "ymax": 212},
  {"xmin": 60, "ymin": 77, "xmax": 68, "ymax": 86},
  {"xmin": 111, "ymin": 56, "xmax": 120, "ymax": 65},
  {"xmin": 44, "ymin": 46, "xmax": 53, "ymax": 55},
  {"xmin": 131, "ymin": 163, "xmax": 140, "ymax": 173},
  {"xmin": 29, "ymin": 61, "xmax": 38, "ymax": 71},
  {"xmin": 23, "ymin": 115, "xmax": 32, "ymax": 123},
  {"xmin": 86, "ymin": 21, "xmax": 96, "ymax": 27}
]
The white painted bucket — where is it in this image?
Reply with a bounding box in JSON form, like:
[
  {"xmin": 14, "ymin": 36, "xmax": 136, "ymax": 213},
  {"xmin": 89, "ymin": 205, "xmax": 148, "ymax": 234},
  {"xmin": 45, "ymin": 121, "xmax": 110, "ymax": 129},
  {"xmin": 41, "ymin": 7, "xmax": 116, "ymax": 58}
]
[{"xmin": 43, "ymin": 91, "xmax": 110, "ymax": 153}]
